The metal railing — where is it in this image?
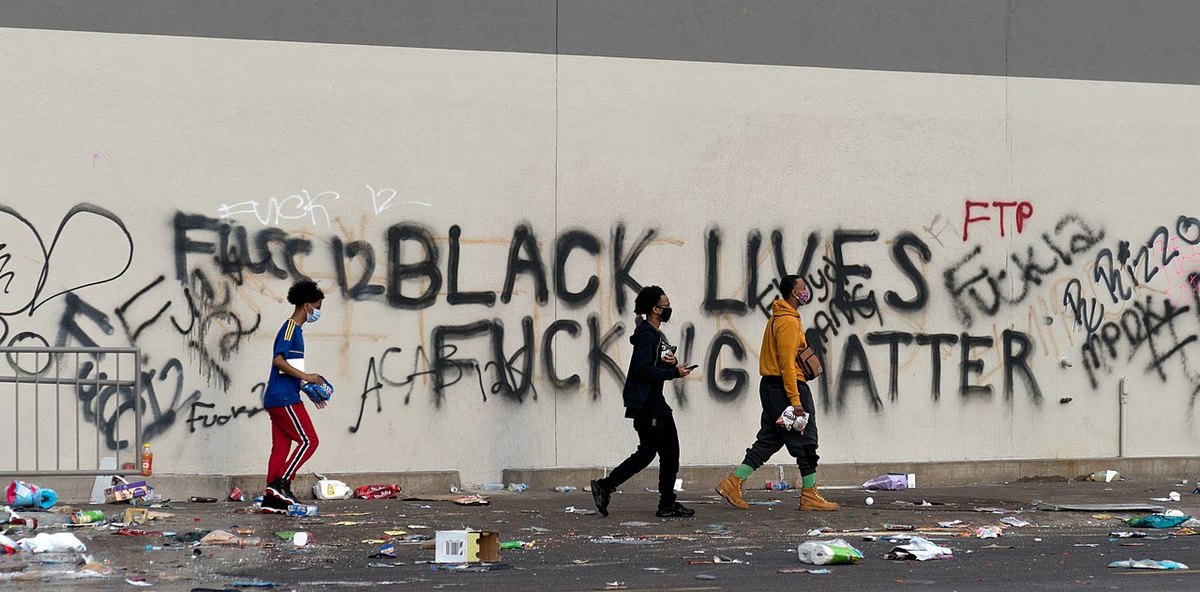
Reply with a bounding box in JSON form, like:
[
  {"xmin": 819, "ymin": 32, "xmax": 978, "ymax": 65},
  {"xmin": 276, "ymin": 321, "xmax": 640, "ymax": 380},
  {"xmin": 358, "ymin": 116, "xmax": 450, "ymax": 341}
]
[{"xmin": 0, "ymin": 346, "xmax": 143, "ymax": 477}]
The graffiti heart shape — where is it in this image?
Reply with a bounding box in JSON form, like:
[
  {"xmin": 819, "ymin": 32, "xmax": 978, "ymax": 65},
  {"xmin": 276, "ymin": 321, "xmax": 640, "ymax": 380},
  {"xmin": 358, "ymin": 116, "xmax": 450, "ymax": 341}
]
[{"xmin": 0, "ymin": 204, "xmax": 133, "ymax": 317}]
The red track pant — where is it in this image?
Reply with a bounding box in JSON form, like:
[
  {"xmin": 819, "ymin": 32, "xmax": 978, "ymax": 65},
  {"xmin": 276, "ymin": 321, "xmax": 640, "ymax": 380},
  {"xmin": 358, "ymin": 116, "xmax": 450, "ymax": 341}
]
[{"xmin": 266, "ymin": 402, "xmax": 320, "ymax": 484}]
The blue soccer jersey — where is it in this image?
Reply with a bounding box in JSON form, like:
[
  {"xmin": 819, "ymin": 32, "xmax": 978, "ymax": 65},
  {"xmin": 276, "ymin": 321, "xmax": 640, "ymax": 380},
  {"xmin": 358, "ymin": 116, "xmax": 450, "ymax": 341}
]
[{"xmin": 264, "ymin": 319, "xmax": 304, "ymax": 408}]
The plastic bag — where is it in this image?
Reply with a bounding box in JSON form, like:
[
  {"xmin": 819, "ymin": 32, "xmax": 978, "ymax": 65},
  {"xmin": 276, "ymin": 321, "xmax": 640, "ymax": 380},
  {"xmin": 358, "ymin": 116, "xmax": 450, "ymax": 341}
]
[
  {"xmin": 775, "ymin": 406, "xmax": 809, "ymax": 432},
  {"xmin": 797, "ymin": 538, "xmax": 862, "ymax": 565},
  {"xmin": 354, "ymin": 484, "xmax": 402, "ymax": 499},
  {"xmin": 17, "ymin": 532, "xmax": 86, "ymax": 553}
]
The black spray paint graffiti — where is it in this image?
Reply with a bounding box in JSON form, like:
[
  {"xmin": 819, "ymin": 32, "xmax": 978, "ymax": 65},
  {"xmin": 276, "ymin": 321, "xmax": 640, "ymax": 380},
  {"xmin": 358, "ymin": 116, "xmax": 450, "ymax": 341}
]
[
  {"xmin": 74, "ymin": 357, "xmax": 203, "ymax": 451},
  {"xmin": 0, "ymin": 204, "xmax": 133, "ymax": 318},
  {"xmin": 1065, "ymin": 214, "xmax": 1200, "ymax": 337},
  {"xmin": 174, "ymin": 212, "xmax": 1060, "ymax": 423},
  {"xmin": 1080, "ymin": 283, "xmax": 1200, "ymax": 403},
  {"xmin": 949, "ymin": 214, "xmax": 1105, "ymax": 327}
]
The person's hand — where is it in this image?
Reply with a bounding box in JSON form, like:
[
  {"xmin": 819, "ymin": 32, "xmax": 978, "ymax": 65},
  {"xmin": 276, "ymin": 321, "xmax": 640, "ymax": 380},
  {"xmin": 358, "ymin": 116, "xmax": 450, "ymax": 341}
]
[
  {"xmin": 305, "ymin": 373, "xmax": 325, "ymax": 385},
  {"xmin": 313, "ymin": 400, "xmax": 327, "ymax": 410},
  {"xmin": 663, "ymin": 351, "xmax": 678, "ymax": 365},
  {"xmin": 677, "ymin": 363, "xmax": 692, "ymax": 377}
]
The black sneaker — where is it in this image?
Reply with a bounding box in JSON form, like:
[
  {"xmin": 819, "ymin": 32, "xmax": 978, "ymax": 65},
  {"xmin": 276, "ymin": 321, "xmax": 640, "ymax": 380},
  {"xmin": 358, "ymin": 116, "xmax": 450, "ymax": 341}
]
[
  {"xmin": 281, "ymin": 481, "xmax": 302, "ymax": 504},
  {"xmin": 260, "ymin": 492, "xmax": 289, "ymax": 514},
  {"xmin": 590, "ymin": 480, "xmax": 610, "ymax": 517},
  {"xmin": 266, "ymin": 480, "xmax": 298, "ymax": 505},
  {"xmin": 656, "ymin": 502, "xmax": 695, "ymax": 518}
]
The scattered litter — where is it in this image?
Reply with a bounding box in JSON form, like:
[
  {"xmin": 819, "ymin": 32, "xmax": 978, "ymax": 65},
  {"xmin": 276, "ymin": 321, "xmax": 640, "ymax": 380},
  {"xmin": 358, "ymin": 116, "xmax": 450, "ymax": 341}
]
[
  {"xmin": 230, "ymin": 486, "xmax": 246, "ymax": 502},
  {"xmin": 1108, "ymin": 559, "xmax": 1188, "ymax": 570},
  {"xmin": 506, "ymin": 483, "xmax": 528, "ymax": 493},
  {"xmin": 937, "ymin": 520, "xmax": 963, "ymax": 528},
  {"xmin": 695, "ymin": 574, "xmax": 718, "ymax": 580},
  {"xmin": 862, "ymin": 473, "xmax": 915, "ymax": 491},
  {"xmin": 974, "ymin": 526, "xmax": 1003, "ymax": 539},
  {"xmin": 1127, "ymin": 514, "xmax": 1191, "ymax": 528},
  {"xmin": 1033, "ymin": 501, "xmax": 1164, "ymax": 512},
  {"xmin": 748, "ymin": 501, "xmax": 780, "ymax": 506},
  {"xmin": 293, "ymin": 532, "xmax": 310, "ymax": 547},
  {"xmin": 369, "ymin": 542, "xmax": 397, "ymax": 558},
  {"xmin": 1074, "ymin": 543, "xmax": 1100, "ymax": 547},
  {"xmin": 883, "ymin": 523, "xmax": 915, "ymax": 531},
  {"xmin": 71, "ymin": 510, "xmax": 106, "ymax": 525},
  {"xmin": 453, "ymin": 495, "xmax": 489, "ymax": 506},
  {"xmin": 589, "ymin": 536, "xmax": 661, "ymax": 546},
  {"xmin": 1086, "ymin": 470, "xmax": 1121, "ymax": 483},
  {"xmin": 124, "ymin": 577, "xmax": 153, "ymax": 586},
  {"xmin": 797, "ymin": 539, "xmax": 862, "ymax": 565},
  {"xmin": 76, "ymin": 562, "xmax": 114, "ymax": 576},
  {"xmin": 521, "ymin": 526, "xmax": 550, "ymax": 534},
  {"xmin": 1110, "ymin": 531, "xmax": 1148, "ymax": 539},
  {"xmin": 1000, "ymin": 517, "xmax": 1031, "ymax": 528},
  {"xmin": 885, "ymin": 536, "xmax": 953, "ymax": 561},
  {"xmin": 779, "ymin": 568, "xmax": 830, "ymax": 574},
  {"xmin": 555, "ymin": 486, "xmax": 577, "ymax": 493},
  {"xmin": 5, "ymin": 480, "xmax": 57, "ymax": 509},
  {"xmin": 643, "ymin": 567, "xmax": 667, "ymax": 572},
  {"xmin": 231, "ymin": 581, "xmax": 278, "ymax": 587},
  {"xmin": 572, "ymin": 559, "xmax": 590, "ymax": 565},
  {"xmin": 603, "ymin": 581, "xmax": 626, "ymax": 589},
  {"xmin": 1093, "ymin": 514, "xmax": 1114, "ymax": 520},
  {"xmin": 1150, "ymin": 492, "xmax": 1182, "ymax": 502},
  {"xmin": 500, "ymin": 541, "xmax": 534, "ymax": 550},
  {"xmin": 981, "ymin": 544, "xmax": 1014, "ymax": 549},
  {"xmin": 620, "ymin": 521, "xmax": 652, "ymax": 527},
  {"xmin": 313, "ymin": 477, "xmax": 353, "ymax": 500},
  {"xmin": 565, "ymin": 506, "xmax": 597, "ymax": 515},
  {"xmin": 16, "ymin": 532, "xmax": 86, "ymax": 553},
  {"xmin": 200, "ymin": 530, "xmax": 248, "ymax": 547}
]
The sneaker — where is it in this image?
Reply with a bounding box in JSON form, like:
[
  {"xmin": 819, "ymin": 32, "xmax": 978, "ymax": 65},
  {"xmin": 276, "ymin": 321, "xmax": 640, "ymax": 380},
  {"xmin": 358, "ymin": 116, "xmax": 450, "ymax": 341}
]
[
  {"xmin": 260, "ymin": 492, "xmax": 289, "ymax": 514},
  {"xmin": 266, "ymin": 480, "xmax": 297, "ymax": 505},
  {"xmin": 590, "ymin": 480, "xmax": 610, "ymax": 518},
  {"xmin": 281, "ymin": 481, "xmax": 301, "ymax": 504},
  {"xmin": 655, "ymin": 502, "xmax": 695, "ymax": 518}
]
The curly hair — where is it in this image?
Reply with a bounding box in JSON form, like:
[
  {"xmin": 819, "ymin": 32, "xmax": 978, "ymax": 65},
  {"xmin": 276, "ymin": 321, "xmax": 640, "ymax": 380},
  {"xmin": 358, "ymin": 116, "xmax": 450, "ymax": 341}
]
[
  {"xmin": 287, "ymin": 280, "xmax": 325, "ymax": 306},
  {"xmin": 633, "ymin": 285, "xmax": 666, "ymax": 316},
  {"xmin": 778, "ymin": 275, "xmax": 800, "ymax": 299}
]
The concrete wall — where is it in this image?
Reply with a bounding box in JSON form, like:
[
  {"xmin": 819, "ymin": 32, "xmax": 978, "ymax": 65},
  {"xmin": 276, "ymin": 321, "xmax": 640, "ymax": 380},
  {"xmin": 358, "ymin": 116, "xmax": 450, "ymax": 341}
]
[{"xmin": 2, "ymin": 2, "xmax": 1199, "ymax": 487}]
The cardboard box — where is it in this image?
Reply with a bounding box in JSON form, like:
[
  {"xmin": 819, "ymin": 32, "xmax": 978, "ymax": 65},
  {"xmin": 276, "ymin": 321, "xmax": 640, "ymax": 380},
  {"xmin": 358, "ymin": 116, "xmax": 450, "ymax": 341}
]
[
  {"xmin": 104, "ymin": 480, "xmax": 150, "ymax": 504},
  {"xmin": 434, "ymin": 530, "xmax": 500, "ymax": 563}
]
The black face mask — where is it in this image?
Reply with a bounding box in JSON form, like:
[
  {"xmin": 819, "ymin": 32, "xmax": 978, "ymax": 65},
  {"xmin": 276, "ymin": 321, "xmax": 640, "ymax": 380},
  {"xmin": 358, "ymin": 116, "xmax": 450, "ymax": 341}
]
[{"xmin": 658, "ymin": 306, "xmax": 673, "ymax": 322}]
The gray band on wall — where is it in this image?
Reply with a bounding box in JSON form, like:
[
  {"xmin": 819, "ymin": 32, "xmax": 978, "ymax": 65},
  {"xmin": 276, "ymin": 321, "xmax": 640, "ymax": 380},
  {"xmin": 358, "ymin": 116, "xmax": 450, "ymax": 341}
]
[{"xmin": 2, "ymin": 0, "xmax": 1199, "ymax": 85}]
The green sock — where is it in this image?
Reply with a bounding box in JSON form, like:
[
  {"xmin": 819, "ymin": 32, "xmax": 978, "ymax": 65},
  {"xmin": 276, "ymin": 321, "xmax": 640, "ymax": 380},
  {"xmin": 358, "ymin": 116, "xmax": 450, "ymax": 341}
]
[
  {"xmin": 733, "ymin": 464, "xmax": 755, "ymax": 479},
  {"xmin": 801, "ymin": 473, "xmax": 816, "ymax": 488}
]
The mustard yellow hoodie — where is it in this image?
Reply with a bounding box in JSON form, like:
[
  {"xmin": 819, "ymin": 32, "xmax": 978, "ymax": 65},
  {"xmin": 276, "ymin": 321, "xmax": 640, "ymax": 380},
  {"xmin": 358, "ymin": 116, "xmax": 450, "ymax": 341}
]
[{"xmin": 759, "ymin": 299, "xmax": 809, "ymax": 406}]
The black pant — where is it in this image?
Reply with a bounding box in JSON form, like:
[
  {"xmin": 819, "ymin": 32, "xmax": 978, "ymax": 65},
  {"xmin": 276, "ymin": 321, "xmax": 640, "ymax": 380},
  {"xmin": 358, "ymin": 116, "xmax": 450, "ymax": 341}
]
[
  {"xmin": 741, "ymin": 377, "xmax": 820, "ymax": 477},
  {"xmin": 597, "ymin": 413, "xmax": 680, "ymax": 509}
]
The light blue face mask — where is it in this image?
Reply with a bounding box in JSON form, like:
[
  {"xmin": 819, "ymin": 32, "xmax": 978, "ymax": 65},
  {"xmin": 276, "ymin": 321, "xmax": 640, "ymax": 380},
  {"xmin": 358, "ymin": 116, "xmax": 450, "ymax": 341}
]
[{"xmin": 306, "ymin": 305, "xmax": 321, "ymax": 323}]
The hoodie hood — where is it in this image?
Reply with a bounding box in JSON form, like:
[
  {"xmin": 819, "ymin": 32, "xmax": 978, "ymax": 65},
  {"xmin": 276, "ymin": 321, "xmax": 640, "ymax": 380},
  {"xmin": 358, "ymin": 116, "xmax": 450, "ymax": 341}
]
[{"xmin": 771, "ymin": 298, "xmax": 799, "ymax": 318}]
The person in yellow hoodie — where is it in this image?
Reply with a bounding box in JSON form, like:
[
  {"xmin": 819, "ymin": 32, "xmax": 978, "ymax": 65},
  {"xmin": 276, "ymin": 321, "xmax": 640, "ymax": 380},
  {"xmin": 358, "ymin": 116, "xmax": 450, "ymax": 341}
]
[{"xmin": 714, "ymin": 274, "xmax": 839, "ymax": 511}]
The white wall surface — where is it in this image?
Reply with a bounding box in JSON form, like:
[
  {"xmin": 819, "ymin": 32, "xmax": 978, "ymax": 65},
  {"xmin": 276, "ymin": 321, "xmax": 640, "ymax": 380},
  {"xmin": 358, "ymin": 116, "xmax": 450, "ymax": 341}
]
[{"xmin": 2, "ymin": 28, "xmax": 1199, "ymax": 484}]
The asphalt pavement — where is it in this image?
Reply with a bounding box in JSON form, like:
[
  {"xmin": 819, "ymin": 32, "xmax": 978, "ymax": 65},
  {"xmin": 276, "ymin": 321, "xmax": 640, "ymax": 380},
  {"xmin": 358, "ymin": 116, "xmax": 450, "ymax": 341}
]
[{"xmin": 4, "ymin": 478, "xmax": 1200, "ymax": 591}]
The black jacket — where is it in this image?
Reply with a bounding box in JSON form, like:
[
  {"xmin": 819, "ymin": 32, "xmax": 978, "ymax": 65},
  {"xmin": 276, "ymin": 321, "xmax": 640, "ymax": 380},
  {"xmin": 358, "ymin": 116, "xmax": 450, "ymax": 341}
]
[{"xmin": 621, "ymin": 321, "xmax": 680, "ymax": 416}]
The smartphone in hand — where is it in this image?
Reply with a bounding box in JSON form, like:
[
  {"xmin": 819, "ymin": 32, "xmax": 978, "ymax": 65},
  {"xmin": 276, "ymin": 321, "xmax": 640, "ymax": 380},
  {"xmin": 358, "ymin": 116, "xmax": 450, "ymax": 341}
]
[{"xmin": 685, "ymin": 364, "xmax": 699, "ymax": 370}]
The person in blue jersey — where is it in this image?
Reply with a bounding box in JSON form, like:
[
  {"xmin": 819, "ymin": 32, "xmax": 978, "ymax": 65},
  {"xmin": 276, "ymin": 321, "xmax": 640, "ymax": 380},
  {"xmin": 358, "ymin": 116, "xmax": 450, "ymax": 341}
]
[
  {"xmin": 591, "ymin": 285, "xmax": 695, "ymax": 518},
  {"xmin": 261, "ymin": 280, "xmax": 328, "ymax": 511}
]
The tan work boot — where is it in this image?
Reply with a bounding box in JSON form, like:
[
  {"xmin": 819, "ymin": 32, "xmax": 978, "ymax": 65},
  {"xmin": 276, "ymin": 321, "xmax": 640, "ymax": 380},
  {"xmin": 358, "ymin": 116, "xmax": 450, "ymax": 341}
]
[
  {"xmin": 800, "ymin": 486, "xmax": 840, "ymax": 511},
  {"xmin": 715, "ymin": 473, "xmax": 749, "ymax": 509}
]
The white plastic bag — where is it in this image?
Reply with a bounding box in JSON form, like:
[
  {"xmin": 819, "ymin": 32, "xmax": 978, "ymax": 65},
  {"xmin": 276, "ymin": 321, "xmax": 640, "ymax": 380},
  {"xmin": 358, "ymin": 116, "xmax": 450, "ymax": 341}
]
[{"xmin": 17, "ymin": 532, "xmax": 86, "ymax": 553}]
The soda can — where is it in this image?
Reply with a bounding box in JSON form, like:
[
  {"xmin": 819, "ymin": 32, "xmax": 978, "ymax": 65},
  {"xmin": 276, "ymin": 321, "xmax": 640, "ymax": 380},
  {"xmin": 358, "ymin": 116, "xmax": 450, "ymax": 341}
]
[
  {"xmin": 287, "ymin": 504, "xmax": 319, "ymax": 517},
  {"xmin": 71, "ymin": 510, "xmax": 107, "ymax": 524},
  {"xmin": 229, "ymin": 487, "xmax": 246, "ymax": 502}
]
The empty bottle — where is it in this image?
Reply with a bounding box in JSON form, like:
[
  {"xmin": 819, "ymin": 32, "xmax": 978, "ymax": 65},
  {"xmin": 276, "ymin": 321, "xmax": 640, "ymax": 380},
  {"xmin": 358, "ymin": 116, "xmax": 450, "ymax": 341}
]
[
  {"xmin": 765, "ymin": 481, "xmax": 788, "ymax": 491},
  {"xmin": 482, "ymin": 483, "xmax": 504, "ymax": 491},
  {"xmin": 554, "ymin": 486, "xmax": 577, "ymax": 493},
  {"xmin": 507, "ymin": 483, "xmax": 528, "ymax": 492}
]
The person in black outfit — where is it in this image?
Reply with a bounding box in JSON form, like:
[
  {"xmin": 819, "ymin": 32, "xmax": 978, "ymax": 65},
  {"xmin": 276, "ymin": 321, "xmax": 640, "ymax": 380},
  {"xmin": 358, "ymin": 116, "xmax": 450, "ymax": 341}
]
[{"xmin": 591, "ymin": 285, "xmax": 695, "ymax": 518}]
